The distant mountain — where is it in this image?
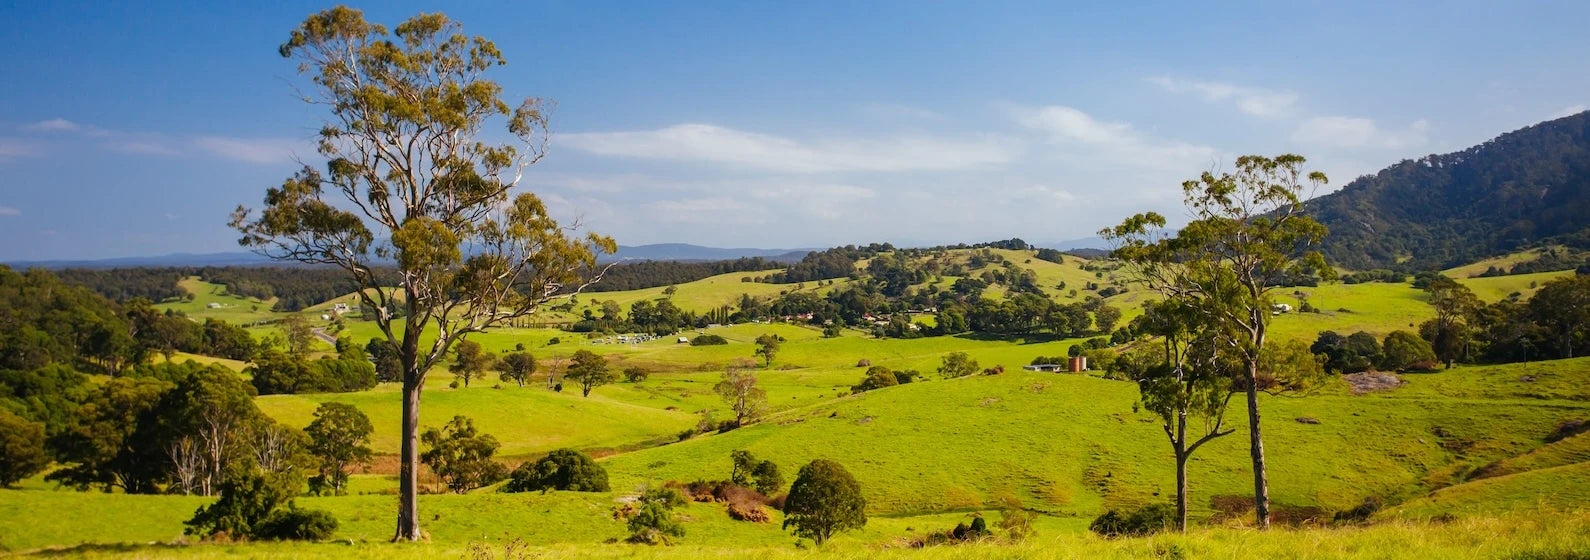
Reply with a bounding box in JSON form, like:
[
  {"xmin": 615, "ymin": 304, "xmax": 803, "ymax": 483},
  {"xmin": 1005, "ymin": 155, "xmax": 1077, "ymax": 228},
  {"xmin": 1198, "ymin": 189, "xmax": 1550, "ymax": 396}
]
[
  {"xmin": 1309, "ymin": 110, "xmax": 1590, "ymax": 270},
  {"xmin": 1035, "ymin": 236, "xmax": 1111, "ymax": 251},
  {"xmin": 605, "ymin": 243, "xmax": 812, "ymax": 263},
  {"xmin": 5, "ymin": 252, "xmax": 274, "ymax": 269},
  {"xmin": 5, "ymin": 244, "xmax": 816, "ymax": 269}
]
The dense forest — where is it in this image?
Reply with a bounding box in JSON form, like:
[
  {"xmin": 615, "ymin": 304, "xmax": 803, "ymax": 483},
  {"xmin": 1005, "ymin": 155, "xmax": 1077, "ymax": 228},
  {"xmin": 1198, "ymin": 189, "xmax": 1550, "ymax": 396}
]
[{"xmin": 1309, "ymin": 110, "xmax": 1590, "ymax": 270}]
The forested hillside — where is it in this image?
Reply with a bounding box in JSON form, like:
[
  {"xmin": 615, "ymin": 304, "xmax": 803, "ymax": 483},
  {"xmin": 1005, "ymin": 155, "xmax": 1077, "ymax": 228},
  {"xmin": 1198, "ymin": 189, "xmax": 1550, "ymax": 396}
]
[{"xmin": 1310, "ymin": 110, "xmax": 1590, "ymax": 270}]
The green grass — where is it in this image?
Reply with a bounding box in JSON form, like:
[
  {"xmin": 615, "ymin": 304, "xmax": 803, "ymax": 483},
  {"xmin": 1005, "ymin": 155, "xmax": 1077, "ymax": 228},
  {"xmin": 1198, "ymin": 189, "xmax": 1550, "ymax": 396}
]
[
  {"xmin": 256, "ymin": 383, "xmax": 698, "ymax": 459},
  {"xmin": 155, "ymin": 277, "xmax": 279, "ymax": 325},
  {"xmin": 1386, "ymin": 462, "xmax": 1590, "ymax": 520},
  {"xmin": 2, "ymin": 491, "xmax": 1585, "ymax": 559},
  {"xmin": 603, "ymin": 365, "xmax": 1590, "ymax": 520}
]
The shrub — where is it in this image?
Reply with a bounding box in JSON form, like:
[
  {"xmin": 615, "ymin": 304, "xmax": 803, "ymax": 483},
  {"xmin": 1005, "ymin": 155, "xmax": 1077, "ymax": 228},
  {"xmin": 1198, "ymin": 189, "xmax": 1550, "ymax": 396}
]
[
  {"xmin": 996, "ymin": 495, "xmax": 1037, "ymax": 542},
  {"xmin": 626, "ymin": 487, "xmax": 687, "ymax": 545},
  {"xmin": 690, "ymin": 334, "xmax": 728, "ymax": 346},
  {"xmin": 1380, "ymin": 330, "xmax": 1437, "ymax": 371},
  {"xmin": 253, "ymin": 507, "xmax": 338, "ymax": 541},
  {"xmin": 505, "ymin": 448, "xmax": 609, "ymax": 493},
  {"xmin": 185, "ymin": 472, "xmax": 312, "ymax": 541},
  {"xmin": 851, "ymin": 366, "xmax": 899, "ymax": 393},
  {"xmin": 623, "ymin": 367, "xmax": 649, "ymax": 383},
  {"xmin": 1089, "ymin": 503, "xmax": 1175, "ymax": 538}
]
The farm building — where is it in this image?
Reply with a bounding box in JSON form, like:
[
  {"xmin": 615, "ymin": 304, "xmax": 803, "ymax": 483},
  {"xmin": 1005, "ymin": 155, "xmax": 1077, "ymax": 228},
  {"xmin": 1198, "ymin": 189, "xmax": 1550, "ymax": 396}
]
[{"xmin": 1023, "ymin": 364, "xmax": 1064, "ymax": 372}]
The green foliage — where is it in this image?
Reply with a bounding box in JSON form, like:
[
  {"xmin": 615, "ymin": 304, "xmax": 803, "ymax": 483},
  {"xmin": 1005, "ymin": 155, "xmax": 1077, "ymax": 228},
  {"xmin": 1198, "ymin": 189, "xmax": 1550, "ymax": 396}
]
[
  {"xmin": 1381, "ymin": 330, "xmax": 1438, "ymax": 371},
  {"xmin": 305, "ymin": 403, "xmax": 373, "ymax": 496},
  {"xmin": 564, "ymin": 349, "xmax": 614, "ymax": 397},
  {"xmin": 1089, "ymin": 503, "xmax": 1175, "ymax": 538},
  {"xmin": 1311, "ymin": 331, "xmax": 1382, "ymax": 373},
  {"xmin": 364, "ymin": 338, "xmax": 402, "ymax": 382},
  {"xmin": 496, "ymin": 351, "xmax": 537, "ymax": 387},
  {"xmin": 247, "ymin": 350, "xmax": 377, "ymax": 395},
  {"xmin": 851, "ymin": 366, "xmax": 900, "ymax": 393},
  {"xmin": 252, "ymin": 506, "xmax": 339, "ymax": 541},
  {"xmin": 0, "ymin": 409, "xmax": 48, "ymax": 487},
  {"xmin": 184, "ymin": 471, "xmax": 306, "ymax": 540},
  {"xmin": 782, "ymin": 459, "xmax": 867, "ymax": 545},
  {"xmin": 450, "ymin": 340, "xmax": 495, "ymax": 388},
  {"xmin": 505, "ymin": 448, "xmax": 609, "ymax": 493},
  {"xmin": 730, "ymin": 450, "xmax": 784, "ymax": 495},
  {"xmin": 938, "ymin": 352, "xmax": 979, "ymax": 379},
  {"xmin": 626, "ymin": 486, "xmax": 687, "ymax": 545},
  {"xmin": 623, "ymin": 366, "xmax": 649, "ymax": 383},
  {"xmin": 420, "ymin": 416, "xmax": 508, "ymax": 494},
  {"xmin": 46, "ymin": 376, "xmax": 173, "ymax": 493},
  {"xmin": 754, "ymin": 334, "xmax": 781, "ymax": 367},
  {"xmin": 690, "ymin": 334, "xmax": 728, "ymax": 346}
]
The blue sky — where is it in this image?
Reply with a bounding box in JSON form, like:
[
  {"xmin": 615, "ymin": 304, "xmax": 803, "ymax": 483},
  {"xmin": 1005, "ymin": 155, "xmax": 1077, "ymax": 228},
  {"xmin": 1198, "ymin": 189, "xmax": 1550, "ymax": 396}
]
[{"xmin": 1, "ymin": 1, "xmax": 1586, "ymax": 261}]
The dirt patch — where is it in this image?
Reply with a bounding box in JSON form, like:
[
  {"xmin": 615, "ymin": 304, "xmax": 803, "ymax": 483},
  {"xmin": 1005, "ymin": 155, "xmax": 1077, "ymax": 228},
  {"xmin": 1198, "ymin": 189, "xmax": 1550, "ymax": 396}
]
[{"xmin": 1343, "ymin": 371, "xmax": 1404, "ymax": 394}]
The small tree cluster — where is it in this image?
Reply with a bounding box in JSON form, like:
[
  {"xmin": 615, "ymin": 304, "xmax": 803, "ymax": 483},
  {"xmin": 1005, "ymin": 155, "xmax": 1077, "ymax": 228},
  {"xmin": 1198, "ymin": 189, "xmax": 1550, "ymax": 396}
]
[
  {"xmin": 937, "ymin": 352, "xmax": 979, "ymax": 379},
  {"xmin": 420, "ymin": 416, "xmax": 507, "ymax": 494},
  {"xmin": 729, "ymin": 450, "xmax": 784, "ymax": 495}
]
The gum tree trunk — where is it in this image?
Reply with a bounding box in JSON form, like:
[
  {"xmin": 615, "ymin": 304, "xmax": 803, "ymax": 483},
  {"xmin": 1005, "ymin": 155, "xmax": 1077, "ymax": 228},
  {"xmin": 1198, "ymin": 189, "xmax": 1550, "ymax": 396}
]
[{"xmin": 394, "ymin": 378, "xmax": 422, "ymax": 541}]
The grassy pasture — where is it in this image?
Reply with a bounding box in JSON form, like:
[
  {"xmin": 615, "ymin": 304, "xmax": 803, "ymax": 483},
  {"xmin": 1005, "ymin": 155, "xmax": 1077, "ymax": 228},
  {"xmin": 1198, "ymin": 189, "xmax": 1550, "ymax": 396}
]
[{"xmin": 156, "ymin": 277, "xmax": 278, "ymax": 325}]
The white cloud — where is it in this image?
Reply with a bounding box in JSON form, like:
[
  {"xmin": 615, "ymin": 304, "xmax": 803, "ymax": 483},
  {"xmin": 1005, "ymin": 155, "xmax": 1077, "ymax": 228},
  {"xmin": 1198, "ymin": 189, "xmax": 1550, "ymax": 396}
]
[
  {"xmin": 560, "ymin": 124, "xmax": 1019, "ymax": 173},
  {"xmin": 192, "ymin": 137, "xmax": 308, "ymax": 164},
  {"xmin": 1148, "ymin": 77, "xmax": 1298, "ymax": 118},
  {"xmin": 23, "ymin": 118, "xmax": 110, "ymax": 137},
  {"xmin": 1550, "ymin": 105, "xmax": 1587, "ymax": 119},
  {"xmin": 0, "ymin": 206, "xmax": 19, "ymax": 217},
  {"xmin": 1291, "ymin": 116, "xmax": 1429, "ymax": 150},
  {"xmin": 25, "ymin": 118, "xmax": 81, "ymax": 132},
  {"xmin": 1014, "ymin": 105, "xmax": 1220, "ymax": 170}
]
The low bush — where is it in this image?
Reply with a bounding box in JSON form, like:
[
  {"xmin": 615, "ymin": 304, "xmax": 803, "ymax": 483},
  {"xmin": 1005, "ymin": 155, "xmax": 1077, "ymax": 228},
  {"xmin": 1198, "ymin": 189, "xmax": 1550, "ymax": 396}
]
[
  {"xmin": 690, "ymin": 334, "xmax": 728, "ymax": 346},
  {"xmin": 1089, "ymin": 503, "xmax": 1174, "ymax": 538},
  {"xmin": 253, "ymin": 507, "xmax": 338, "ymax": 541},
  {"xmin": 505, "ymin": 448, "xmax": 609, "ymax": 493}
]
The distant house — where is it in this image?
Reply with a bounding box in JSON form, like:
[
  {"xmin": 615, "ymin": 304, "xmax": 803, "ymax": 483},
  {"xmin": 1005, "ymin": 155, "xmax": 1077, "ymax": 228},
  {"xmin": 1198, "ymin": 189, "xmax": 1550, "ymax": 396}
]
[
  {"xmin": 206, "ymin": 302, "xmax": 222, "ymax": 309},
  {"xmin": 1271, "ymin": 303, "xmax": 1292, "ymax": 315},
  {"xmin": 677, "ymin": 336, "xmax": 689, "ymax": 344},
  {"xmin": 1023, "ymin": 364, "xmax": 1064, "ymax": 372},
  {"xmin": 332, "ymin": 303, "xmax": 350, "ymax": 314}
]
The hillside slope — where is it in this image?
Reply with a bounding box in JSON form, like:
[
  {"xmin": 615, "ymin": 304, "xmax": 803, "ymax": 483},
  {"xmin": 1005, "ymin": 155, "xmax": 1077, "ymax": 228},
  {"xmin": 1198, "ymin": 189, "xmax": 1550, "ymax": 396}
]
[{"xmin": 1310, "ymin": 110, "xmax": 1590, "ymax": 270}]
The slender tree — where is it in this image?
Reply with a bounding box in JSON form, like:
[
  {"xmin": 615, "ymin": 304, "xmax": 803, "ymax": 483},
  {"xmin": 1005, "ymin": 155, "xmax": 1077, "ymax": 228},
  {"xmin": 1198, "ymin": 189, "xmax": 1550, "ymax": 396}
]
[
  {"xmin": 449, "ymin": 339, "xmax": 493, "ymax": 388},
  {"xmin": 1103, "ymin": 154, "xmax": 1333, "ymax": 529},
  {"xmin": 1120, "ymin": 299, "xmax": 1236, "ymax": 531},
  {"xmin": 754, "ymin": 334, "xmax": 781, "ymax": 368},
  {"xmin": 714, "ymin": 367, "xmax": 767, "ymax": 426},
  {"xmin": 234, "ymin": 7, "xmax": 613, "ymax": 540}
]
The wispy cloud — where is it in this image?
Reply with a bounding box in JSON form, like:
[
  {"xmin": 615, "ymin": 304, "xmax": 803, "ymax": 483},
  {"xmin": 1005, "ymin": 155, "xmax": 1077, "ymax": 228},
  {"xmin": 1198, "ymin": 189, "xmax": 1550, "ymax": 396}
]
[
  {"xmin": 1148, "ymin": 77, "xmax": 1298, "ymax": 118},
  {"xmin": 560, "ymin": 124, "xmax": 1020, "ymax": 173},
  {"xmin": 1291, "ymin": 116, "xmax": 1429, "ymax": 150},
  {"xmin": 107, "ymin": 141, "xmax": 183, "ymax": 157},
  {"xmin": 1013, "ymin": 105, "xmax": 1219, "ymax": 169},
  {"xmin": 23, "ymin": 118, "xmax": 110, "ymax": 137},
  {"xmin": 0, "ymin": 206, "xmax": 20, "ymax": 217},
  {"xmin": 192, "ymin": 137, "xmax": 308, "ymax": 165}
]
